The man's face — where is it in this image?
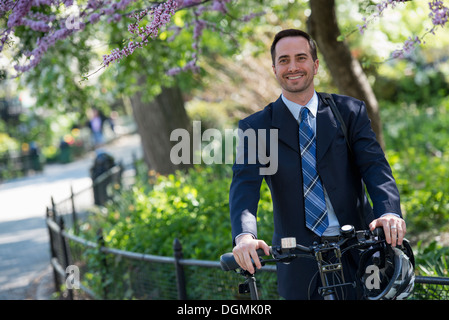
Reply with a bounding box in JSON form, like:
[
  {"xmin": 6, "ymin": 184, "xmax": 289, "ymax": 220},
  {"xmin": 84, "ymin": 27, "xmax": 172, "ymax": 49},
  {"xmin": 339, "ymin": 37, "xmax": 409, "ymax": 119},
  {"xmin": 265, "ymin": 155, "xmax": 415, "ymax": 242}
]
[{"xmin": 272, "ymin": 36, "xmax": 319, "ymax": 98}]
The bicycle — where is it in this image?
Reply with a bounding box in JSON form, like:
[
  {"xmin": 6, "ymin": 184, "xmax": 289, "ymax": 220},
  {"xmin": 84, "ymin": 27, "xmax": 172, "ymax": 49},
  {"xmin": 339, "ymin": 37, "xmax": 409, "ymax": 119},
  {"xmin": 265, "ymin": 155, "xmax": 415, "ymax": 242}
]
[{"xmin": 220, "ymin": 225, "xmax": 411, "ymax": 300}]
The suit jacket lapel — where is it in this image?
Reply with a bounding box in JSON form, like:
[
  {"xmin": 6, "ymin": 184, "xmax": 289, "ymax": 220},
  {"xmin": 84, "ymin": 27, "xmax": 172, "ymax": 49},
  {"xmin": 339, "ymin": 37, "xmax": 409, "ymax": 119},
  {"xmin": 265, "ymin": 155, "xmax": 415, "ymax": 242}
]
[
  {"xmin": 271, "ymin": 95, "xmax": 300, "ymax": 154},
  {"xmin": 316, "ymin": 96, "xmax": 339, "ymax": 162}
]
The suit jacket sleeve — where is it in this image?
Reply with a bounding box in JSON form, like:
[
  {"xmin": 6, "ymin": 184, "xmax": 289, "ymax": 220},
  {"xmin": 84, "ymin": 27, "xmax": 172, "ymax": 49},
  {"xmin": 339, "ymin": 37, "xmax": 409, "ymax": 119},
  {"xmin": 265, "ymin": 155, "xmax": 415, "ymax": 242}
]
[
  {"xmin": 229, "ymin": 119, "xmax": 265, "ymax": 245},
  {"xmin": 348, "ymin": 99, "xmax": 402, "ymax": 218}
]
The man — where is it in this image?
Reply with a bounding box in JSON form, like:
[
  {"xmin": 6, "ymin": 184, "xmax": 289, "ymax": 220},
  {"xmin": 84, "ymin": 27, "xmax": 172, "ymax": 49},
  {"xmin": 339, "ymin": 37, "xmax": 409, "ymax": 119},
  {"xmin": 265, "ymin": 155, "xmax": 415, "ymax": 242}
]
[{"xmin": 229, "ymin": 29, "xmax": 406, "ymax": 299}]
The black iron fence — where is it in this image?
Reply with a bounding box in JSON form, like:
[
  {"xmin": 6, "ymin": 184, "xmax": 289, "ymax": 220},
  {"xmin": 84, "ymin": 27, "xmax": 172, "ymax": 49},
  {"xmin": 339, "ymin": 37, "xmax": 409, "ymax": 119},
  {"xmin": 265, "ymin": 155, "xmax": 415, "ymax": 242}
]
[
  {"xmin": 45, "ymin": 163, "xmax": 449, "ymax": 300},
  {"xmin": 0, "ymin": 152, "xmax": 43, "ymax": 181}
]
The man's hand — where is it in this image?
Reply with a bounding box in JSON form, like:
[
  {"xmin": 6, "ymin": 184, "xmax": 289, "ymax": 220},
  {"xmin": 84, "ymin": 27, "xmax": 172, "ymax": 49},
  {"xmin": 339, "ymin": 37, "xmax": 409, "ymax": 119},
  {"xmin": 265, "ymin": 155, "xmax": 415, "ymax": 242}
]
[
  {"xmin": 369, "ymin": 214, "xmax": 406, "ymax": 247},
  {"xmin": 232, "ymin": 234, "xmax": 270, "ymax": 274}
]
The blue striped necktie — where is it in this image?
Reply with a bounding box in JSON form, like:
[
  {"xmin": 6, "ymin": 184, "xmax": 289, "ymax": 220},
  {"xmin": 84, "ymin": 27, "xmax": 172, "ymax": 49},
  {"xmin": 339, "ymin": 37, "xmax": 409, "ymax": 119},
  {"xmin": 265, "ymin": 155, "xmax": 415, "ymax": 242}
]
[{"xmin": 299, "ymin": 107, "xmax": 328, "ymax": 236}]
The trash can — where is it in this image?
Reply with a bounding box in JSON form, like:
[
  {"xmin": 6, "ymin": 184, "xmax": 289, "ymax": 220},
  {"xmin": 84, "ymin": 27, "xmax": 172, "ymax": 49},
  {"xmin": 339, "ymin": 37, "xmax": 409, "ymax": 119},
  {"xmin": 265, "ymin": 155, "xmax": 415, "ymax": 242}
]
[
  {"xmin": 59, "ymin": 140, "xmax": 72, "ymax": 163},
  {"xmin": 90, "ymin": 151, "xmax": 115, "ymax": 205},
  {"xmin": 29, "ymin": 142, "xmax": 43, "ymax": 172}
]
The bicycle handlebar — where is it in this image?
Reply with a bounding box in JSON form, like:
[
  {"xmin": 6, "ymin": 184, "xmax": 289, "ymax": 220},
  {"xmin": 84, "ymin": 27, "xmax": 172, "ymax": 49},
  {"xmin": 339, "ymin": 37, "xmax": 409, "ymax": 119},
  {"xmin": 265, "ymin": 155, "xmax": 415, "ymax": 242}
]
[
  {"xmin": 220, "ymin": 226, "xmax": 385, "ymax": 272},
  {"xmin": 220, "ymin": 249, "xmax": 269, "ymax": 272}
]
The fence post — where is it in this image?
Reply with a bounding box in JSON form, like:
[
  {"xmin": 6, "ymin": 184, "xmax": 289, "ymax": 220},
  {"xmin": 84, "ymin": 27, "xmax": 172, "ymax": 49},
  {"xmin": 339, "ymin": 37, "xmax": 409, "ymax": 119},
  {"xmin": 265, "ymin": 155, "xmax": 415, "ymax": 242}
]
[
  {"xmin": 118, "ymin": 161, "xmax": 124, "ymax": 186},
  {"xmin": 58, "ymin": 216, "xmax": 74, "ymax": 300},
  {"xmin": 46, "ymin": 206, "xmax": 60, "ymax": 294},
  {"xmin": 96, "ymin": 229, "xmax": 109, "ymax": 299},
  {"xmin": 173, "ymin": 238, "xmax": 187, "ymax": 300},
  {"xmin": 70, "ymin": 185, "xmax": 79, "ymax": 235},
  {"xmin": 51, "ymin": 196, "xmax": 57, "ymax": 222}
]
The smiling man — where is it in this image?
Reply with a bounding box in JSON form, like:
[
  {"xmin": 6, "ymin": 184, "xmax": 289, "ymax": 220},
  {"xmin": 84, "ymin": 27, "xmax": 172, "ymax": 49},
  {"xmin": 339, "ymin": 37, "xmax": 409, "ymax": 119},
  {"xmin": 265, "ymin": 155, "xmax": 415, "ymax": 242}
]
[{"xmin": 228, "ymin": 29, "xmax": 406, "ymax": 300}]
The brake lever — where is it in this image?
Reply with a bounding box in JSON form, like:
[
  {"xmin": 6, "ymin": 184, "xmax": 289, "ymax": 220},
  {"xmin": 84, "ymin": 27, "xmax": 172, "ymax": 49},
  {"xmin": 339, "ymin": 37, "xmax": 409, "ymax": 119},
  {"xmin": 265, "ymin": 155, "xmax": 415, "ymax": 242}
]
[
  {"xmin": 266, "ymin": 245, "xmax": 297, "ymax": 264},
  {"xmin": 352, "ymin": 230, "xmax": 385, "ymax": 250}
]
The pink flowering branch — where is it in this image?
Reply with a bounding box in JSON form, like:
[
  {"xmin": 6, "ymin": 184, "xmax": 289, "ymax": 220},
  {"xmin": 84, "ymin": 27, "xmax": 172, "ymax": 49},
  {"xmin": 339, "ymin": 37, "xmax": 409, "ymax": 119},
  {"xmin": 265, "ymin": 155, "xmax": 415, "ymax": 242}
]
[
  {"xmin": 428, "ymin": 0, "xmax": 449, "ymax": 29},
  {"xmin": 101, "ymin": 0, "xmax": 236, "ymax": 75},
  {"xmin": 0, "ymin": 0, "xmax": 263, "ymax": 79},
  {"xmin": 98, "ymin": 0, "xmax": 262, "ymax": 77},
  {"xmin": 165, "ymin": 1, "xmax": 264, "ymax": 76},
  {"xmin": 357, "ymin": 0, "xmax": 411, "ymax": 35},
  {"xmin": 357, "ymin": 0, "xmax": 448, "ymax": 59},
  {"xmin": 101, "ymin": 0, "xmax": 178, "ymax": 68},
  {"xmin": 391, "ymin": 0, "xmax": 448, "ymax": 59},
  {"xmin": 0, "ymin": 0, "xmax": 143, "ymax": 77}
]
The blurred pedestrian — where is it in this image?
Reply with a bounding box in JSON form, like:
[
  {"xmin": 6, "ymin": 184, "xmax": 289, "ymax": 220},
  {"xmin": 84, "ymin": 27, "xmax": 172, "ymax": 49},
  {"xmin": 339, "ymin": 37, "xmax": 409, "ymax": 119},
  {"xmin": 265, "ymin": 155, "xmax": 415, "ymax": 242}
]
[{"xmin": 87, "ymin": 108, "xmax": 114, "ymax": 148}]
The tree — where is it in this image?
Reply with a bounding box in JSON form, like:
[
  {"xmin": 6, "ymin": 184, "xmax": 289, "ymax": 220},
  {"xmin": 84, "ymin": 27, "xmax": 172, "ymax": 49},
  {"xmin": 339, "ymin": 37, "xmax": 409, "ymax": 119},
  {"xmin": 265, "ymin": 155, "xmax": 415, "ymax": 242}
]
[
  {"xmin": 131, "ymin": 81, "xmax": 191, "ymax": 174},
  {"xmin": 1, "ymin": 0, "xmax": 264, "ymax": 174},
  {"xmin": 1, "ymin": 0, "xmax": 447, "ymax": 173},
  {"xmin": 308, "ymin": 0, "xmax": 385, "ymax": 148},
  {"xmin": 96, "ymin": 1, "xmax": 263, "ymax": 174}
]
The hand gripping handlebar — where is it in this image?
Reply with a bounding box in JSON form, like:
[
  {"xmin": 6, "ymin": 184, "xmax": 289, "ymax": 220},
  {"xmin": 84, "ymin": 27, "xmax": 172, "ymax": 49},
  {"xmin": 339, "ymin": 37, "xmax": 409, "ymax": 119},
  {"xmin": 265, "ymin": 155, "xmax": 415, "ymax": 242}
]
[{"xmin": 220, "ymin": 226, "xmax": 385, "ymax": 272}]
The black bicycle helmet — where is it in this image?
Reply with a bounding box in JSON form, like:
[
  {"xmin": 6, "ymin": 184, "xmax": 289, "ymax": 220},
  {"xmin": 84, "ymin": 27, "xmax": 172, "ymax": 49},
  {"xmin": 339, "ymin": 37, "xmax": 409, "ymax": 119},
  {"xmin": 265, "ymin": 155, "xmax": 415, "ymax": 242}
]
[{"xmin": 357, "ymin": 239, "xmax": 415, "ymax": 300}]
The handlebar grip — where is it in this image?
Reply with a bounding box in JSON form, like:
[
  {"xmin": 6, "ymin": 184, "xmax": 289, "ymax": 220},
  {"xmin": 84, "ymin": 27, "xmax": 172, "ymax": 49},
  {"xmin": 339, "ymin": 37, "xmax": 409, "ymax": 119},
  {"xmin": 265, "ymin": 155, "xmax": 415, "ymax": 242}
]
[
  {"xmin": 220, "ymin": 252, "xmax": 239, "ymax": 271},
  {"xmin": 372, "ymin": 227, "xmax": 385, "ymax": 239},
  {"xmin": 219, "ymin": 248, "xmax": 270, "ymax": 272}
]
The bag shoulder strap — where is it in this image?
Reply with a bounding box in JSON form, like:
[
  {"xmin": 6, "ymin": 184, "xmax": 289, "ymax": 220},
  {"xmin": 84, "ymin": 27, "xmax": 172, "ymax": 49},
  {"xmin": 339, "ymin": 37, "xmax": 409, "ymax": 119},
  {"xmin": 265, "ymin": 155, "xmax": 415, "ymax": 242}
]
[
  {"xmin": 318, "ymin": 92, "xmax": 353, "ymax": 155},
  {"xmin": 319, "ymin": 92, "xmax": 370, "ymax": 228}
]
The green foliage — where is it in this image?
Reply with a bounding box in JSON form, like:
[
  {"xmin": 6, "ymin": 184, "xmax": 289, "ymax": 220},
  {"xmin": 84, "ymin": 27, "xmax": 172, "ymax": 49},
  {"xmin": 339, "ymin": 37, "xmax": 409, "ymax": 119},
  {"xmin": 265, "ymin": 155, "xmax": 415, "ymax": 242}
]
[
  {"xmin": 382, "ymin": 96, "xmax": 449, "ymax": 293},
  {"xmin": 23, "ymin": 30, "xmax": 98, "ymax": 115},
  {"xmin": 0, "ymin": 132, "xmax": 19, "ymax": 154},
  {"xmin": 77, "ymin": 163, "xmax": 275, "ymax": 299},
  {"xmin": 382, "ymin": 98, "xmax": 449, "ymax": 239},
  {"xmin": 415, "ymin": 240, "xmax": 449, "ymax": 277},
  {"xmin": 412, "ymin": 241, "xmax": 449, "ymax": 300},
  {"xmin": 373, "ymin": 54, "xmax": 449, "ymax": 105},
  {"xmin": 83, "ymin": 164, "xmax": 273, "ymax": 260}
]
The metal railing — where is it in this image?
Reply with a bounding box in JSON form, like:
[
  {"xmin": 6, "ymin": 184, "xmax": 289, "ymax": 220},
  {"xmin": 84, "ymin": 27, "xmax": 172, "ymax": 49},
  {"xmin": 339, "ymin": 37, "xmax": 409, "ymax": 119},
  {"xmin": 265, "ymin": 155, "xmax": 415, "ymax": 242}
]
[
  {"xmin": 45, "ymin": 163, "xmax": 449, "ymax": 300},
  {"xmin": 46, "ymin": 208, "xmax": 278, "ymax": 300},
  {"xmin": 0, "ymin": 152, "xmax": 43, "ymax": 182}
]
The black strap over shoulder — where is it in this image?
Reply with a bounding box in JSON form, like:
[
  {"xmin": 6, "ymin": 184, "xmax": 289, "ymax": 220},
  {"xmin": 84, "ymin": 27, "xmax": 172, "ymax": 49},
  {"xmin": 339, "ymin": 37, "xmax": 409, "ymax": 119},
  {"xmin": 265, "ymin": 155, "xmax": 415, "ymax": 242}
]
[
  {"xmin": 318, "ymin": 92, "xmax": 353, "ymax": 155},
  {"xmin": 318, "ymin": 92, "xmax": 369, "ymax": 229}
]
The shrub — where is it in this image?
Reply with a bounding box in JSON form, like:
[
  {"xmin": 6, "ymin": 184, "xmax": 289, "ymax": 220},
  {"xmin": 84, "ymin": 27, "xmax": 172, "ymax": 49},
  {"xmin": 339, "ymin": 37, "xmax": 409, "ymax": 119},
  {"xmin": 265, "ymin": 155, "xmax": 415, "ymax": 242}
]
[
  {"xmin": 84, "ymin": 163, "xmax": 274, "ymax": 260},
  {"xmin": 382, "ymin": 100, "xmax": 449, "ymax": 240}
]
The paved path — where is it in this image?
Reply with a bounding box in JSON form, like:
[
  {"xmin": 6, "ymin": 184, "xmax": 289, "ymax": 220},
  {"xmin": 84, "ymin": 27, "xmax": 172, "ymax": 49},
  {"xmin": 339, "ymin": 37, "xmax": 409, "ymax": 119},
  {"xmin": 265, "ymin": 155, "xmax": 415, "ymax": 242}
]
[{"xmin": 0, "ymin": 133, "xmax": 143, "ymax": 300}]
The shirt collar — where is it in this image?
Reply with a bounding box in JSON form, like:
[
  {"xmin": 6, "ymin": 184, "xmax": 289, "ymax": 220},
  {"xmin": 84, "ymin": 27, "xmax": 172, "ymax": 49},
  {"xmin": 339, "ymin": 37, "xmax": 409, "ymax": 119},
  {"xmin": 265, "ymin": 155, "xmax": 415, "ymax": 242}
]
[{"xmin": 282, "ymin": 91, "xmax": 318, "ymax": 121}]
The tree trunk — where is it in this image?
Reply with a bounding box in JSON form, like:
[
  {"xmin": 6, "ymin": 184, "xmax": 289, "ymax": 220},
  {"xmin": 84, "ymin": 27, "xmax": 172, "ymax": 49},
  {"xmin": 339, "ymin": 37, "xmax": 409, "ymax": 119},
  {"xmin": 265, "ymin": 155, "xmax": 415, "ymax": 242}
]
[
  {"xmin": 130, "ymin": 80, "xmax": 192, "ymax": 175},
  {"xmin": 308, "ymin": 0, "xmax": 385, "ymax": 149}
]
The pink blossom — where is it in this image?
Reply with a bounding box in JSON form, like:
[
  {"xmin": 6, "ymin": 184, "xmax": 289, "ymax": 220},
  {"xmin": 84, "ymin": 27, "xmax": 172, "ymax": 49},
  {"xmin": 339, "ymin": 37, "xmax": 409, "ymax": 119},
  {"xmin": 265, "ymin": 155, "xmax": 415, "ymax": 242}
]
[
  {"xmin": 13, "ymin": 26, "xmax": 74, "ymax": 73},
  {"xmin": 211, "ymin": 0, "xmax": 228, "ymax": 14},
  {"xmin": 180, "ymin": 0, "xmax": 202, "ymax": 7},
  {"xmin": 0, "ymin": 0, "xmax": 15, "ymax": 13},
  {"xmin": 89, "ymin": 13, "xmax": 101, "ymax": 24},
  {"xmin": 102, "ymin": 0, "xmax": 178, "ymax": 67},
  {"xmin": 429, "ymin": 0, "xmax": 449, "ymax": 27},
  {"xmin": 391, "ymin": 35, "xmax": 421, "ymax": 59},
  {"xmin": 166, "ymin": 58, "xmax": 200, "ymax": 76},
  {"xmin": 193, "ymin": 19, "xmax": 207, "ymax": 39},
  {"xmin": 87, "ymin": 0, "xmax": 101, "ymax": 10},
  {"xmin": 107, "ymin": 13, "xmax": 122, "ymax": 23},
  {"xmin": 241, "ymin": 11, "xmax": 265, "ymax": 22},
  {"xmin": 22, "ymin": 18, "xmax": 51, "ymax": 32},
  {"xmin": 358, "ymin": 1, "xmax": 445, "ymax": 60},
  {"xmin": 7, "ymin": 0, "xmax": 33, "ymax": 28},
  {"xmin": 1, "ymin": 0, "xmax": 267, "ymax": 77}
]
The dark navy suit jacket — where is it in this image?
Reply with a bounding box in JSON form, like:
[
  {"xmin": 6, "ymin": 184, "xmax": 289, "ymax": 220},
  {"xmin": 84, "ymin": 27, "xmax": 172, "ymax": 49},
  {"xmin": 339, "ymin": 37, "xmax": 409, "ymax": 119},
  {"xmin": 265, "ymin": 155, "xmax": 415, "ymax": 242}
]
[{"xmin": 229, "ymin": 93, "xmax": 402, "ymax": 299}]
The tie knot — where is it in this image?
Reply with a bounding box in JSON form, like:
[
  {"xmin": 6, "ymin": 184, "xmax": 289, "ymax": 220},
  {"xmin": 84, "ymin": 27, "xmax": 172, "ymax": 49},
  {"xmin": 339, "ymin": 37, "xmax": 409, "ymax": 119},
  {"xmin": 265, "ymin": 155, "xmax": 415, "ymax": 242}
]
[{"xmin": 300, "ymin": 107, "xmax": 309, "ymax": 122}]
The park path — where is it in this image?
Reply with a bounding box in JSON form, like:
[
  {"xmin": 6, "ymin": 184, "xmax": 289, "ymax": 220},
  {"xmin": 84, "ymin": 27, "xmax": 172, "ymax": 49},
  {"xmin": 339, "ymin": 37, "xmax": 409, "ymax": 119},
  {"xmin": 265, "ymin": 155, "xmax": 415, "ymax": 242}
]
[{"xmin": 0, "ymin": 133, "xmax": 143, "ymax": 300}]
